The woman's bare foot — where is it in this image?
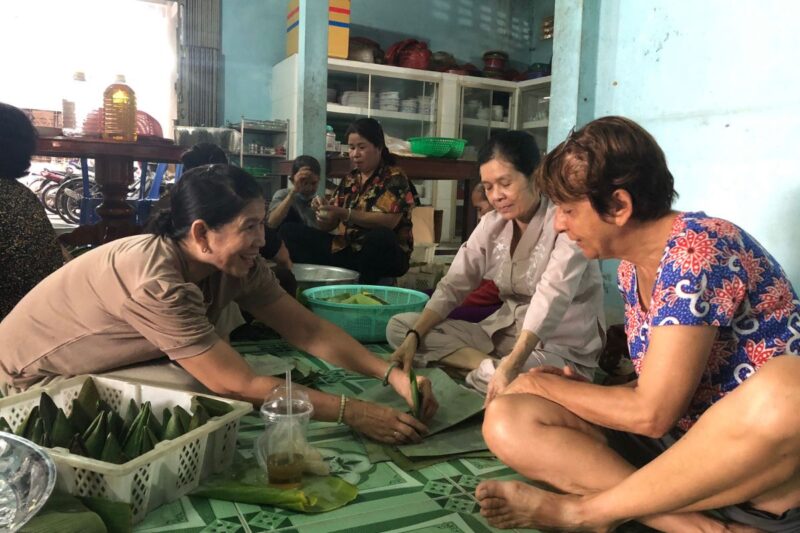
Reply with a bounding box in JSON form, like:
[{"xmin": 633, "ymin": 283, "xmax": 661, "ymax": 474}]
[{"xmin": 475, "ymin": 479, "xmax": 610, "ymax": 532}]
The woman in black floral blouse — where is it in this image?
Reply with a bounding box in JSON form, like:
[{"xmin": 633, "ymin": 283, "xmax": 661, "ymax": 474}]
[
  {"xmin": 280, "ymin": 118, "xmax": 418, "ymax": 283},
  {"xmin": 0, "ymin": 102, "xmax": 64, "ymax": 319}
]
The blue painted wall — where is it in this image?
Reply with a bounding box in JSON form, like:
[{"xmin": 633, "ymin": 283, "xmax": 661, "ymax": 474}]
[
  {"xmin": 349, "ymin": 0, "xmax": 551, "ymax": 70},
  {"xmin": 220, "ymin": 0, "xmax": 287, "ymax": 123},
  {"xmin": 552, "ymin": 0, "xmax": 800, "ymax": 323},
  {"xmin": 221, "ymin": 0, "xmax": 549, "ymax": 125}
]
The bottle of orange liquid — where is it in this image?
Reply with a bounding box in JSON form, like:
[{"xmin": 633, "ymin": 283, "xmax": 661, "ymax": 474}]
[{"xmin": 102, "ymin": 75, "xmax": 137, "ymax": 142}]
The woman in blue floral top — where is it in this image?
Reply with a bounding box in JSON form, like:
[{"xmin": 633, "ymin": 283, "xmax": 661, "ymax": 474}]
[
  {"xmin": 279, "ymin": 118, "xmax": 418, "ymax": 284},
  {"xmin": 475, "ymin": 116, "xmax": 800, "ymax": 532}
]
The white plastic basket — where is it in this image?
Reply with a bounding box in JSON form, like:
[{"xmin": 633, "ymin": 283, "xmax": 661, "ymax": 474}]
[{"xmin": 0, "ymin": 375, "xmax": 252, "ymax": 523}]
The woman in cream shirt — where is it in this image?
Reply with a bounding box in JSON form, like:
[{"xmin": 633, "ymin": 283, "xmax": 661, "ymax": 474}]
[{"xmin": 387, "ymin": 130, "xmax": 605, "ymax": 401}]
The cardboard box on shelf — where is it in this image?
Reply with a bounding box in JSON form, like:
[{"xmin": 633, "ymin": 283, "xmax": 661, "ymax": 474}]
[
  {"xmin": 286, "ymin": 0, "xmax": 350, "ymax": 59},
  {"xmin": 22, "ymin": 108, "xmax": 63, "ymax": 128},
  {"xmin": 410, "ymin": 206, "xmax": 439, "ymax": 265}
]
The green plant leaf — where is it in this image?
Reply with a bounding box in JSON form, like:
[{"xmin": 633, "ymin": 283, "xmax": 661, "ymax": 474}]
[
  {"xmin": 107, "ymin": 409, "xmax": 124, "ymax": 442},
  {"xmin": 172, "ymin": 405, "xmax": 191, "ymax": 432},
  {"xmin": 121, "ymin": 399, "xmax": 139, "ymax": 442},
  {"xmin": 80, "ymin": 496, "xmax": 132, "ymax": 533},
  {"xmin": 162, "ymin": 410, "xmax": 185, "ymax": 441},
  {"xmin": 409, "ymin": 368, "xmax": 420, "ymax": 419},
  {"xmin": 39, "ymin": 392, "xmax": 58, "ymax": 435},
  {"xmin": 193, "ymin": 395, "xmax": 234, "ymax": 418},
  {"xmin": 17, "ymin": 406, "xmax": 40, "ymax": 439},
  {"xmin": 99, "ymin": 432, "xmax": 124, "ymax": 464},
  {"xmin": 187, "ymin": 403, "xmax": 209, "ymax": 432},
  {"xmin": 68, "ymin": 399, "xmax": 92, "ymax": 435},
  {"xmin": 50, "ymin": 409, "xmax": 74, "ymax": 448},
  {"xmin": 30, "ymin": 418, "xmax": 45, "ymax": 446},
  {"xmin": 84, "ymin": 412, "xmax": 108, "ymax": 460},
  {"xmin": 76, "ymin": 378, "xmax": 100, "ymax": 419},
  {"xmin": 69, "ymin": 433, "xmax": 89, "ymax": 457}
]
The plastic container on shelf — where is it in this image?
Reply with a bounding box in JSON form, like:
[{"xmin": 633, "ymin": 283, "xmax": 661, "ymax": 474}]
[
  {"xmin": 102, "ymin": 74, "xmax": 137, "ymax": 142},
  {"xmin": 302, "ymin": 284, "xmax": 429, "ymax": 342},
  {"xmin": 0, "ymin": 375, "xmax": 251, "ymax": 524}
]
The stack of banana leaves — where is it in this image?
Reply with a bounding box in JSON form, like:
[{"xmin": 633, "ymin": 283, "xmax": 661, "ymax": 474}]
[
  {"xmin": 0, "ymin": 378, "xmax": 233, "ymax": 464},
  {"xmin": 323, "ymin": 291, "xmax": 389, "ymax": 305}
]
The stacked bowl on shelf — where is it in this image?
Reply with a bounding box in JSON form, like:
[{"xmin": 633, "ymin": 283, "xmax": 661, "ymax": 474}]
[
  {"xmin": 339, "ymin": 91, "xmax": 372, "ymax": 108},
  {"xmin": 400, "ymin": 98, "xmax": 418, "ymax": 113},
  {"xmin": 418, "ymin": 95, "xmax": 435, "ymax": 116},
  {"xmin": 377, "ymin": 91, "xmax": 399, "ymax": 111}
]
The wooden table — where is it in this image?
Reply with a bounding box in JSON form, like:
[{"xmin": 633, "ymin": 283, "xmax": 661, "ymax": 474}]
[
  {"xmin": 278, "ymin": 155, "xmax": 480, "ymax": 241},
  {"xmin": 36, "ymin": 137, "xmax": 183, "ymax": 247}
]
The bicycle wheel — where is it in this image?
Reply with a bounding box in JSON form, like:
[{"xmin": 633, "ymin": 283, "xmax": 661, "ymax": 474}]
[
  {"xmin": 40, "ymin": 182, "xmax": 60, "ymax": 214},
  {"xmin": 54, "ymin": 178, "xmax": 86, "ymax": 224}
]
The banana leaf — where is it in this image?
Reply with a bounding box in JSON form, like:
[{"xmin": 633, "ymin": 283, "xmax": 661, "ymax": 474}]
[
  {"xmin": 324, "ymin": 292, "xmax": 351, "ymax": 303},
  {"xmin": 122, "ymin": 403, "xmax": 151, "ymax": 458},
  {"xmin": 30, "ymin": 418, "xmax": 45, "ymax": 446},
  {"xmin": 122, "ymin": 422, "xmax": 144, "ymax": 459},
  {"xmin": 409, "ymin": 368, "xmax": 420, "ymax": 419},
  {"xmin": 122, "ymin": 401, "xmax": 149, "ymax": 447},
  {"xmin": 140, "ymin": 427, "xmax": 159, "ymax": 455},
  {"xmin": 161, "ymin": 408, "xmax": 172, "ymax": 427},
  {"xmin": 39, "ymin": 392, "xmax": 58, "ymax": 434},
  {"xmin": 16, "ymin": 406, "xmax": 39, "ymax": 438},
  {"xmin": 172, "ymin": 405, "xmax": 191, "ymax": 432},
  {"xmin": 358, "ymin": 368, "xmax": 485, "ymax": 437},
  {"xmin": 187, "ymin": 403, "xmax": 209, "ymax": 432},
  {"xmin": 146, "ymin": 411, "xmax": 163, "ymax": 441},
  {"xmin": 341, "ymin": 293, "xmax": 383, "ymax": 305},
  {"xmin": 20, "ymin": 492, "xmax": 107, "ymax": 533},
  {"xmin": 162, "ymin": 410, "xmax": 185, "ymax": 441},
  {"xmin": 0, "ymin": 416, "xmax": 13, "ymax": 433},
  {"xmin": 50, "ymin": 409, "xmax": 74, "ymax": 448},
  {"xmin": 84, "ymin": 412, "xmax": 108, "ymax": 459},
  {"xmin": 362, "ymin": 291, "xmax": 389, "ymax": 305},
  {"xmin": 107, "ymin": 410, "xmax": 124, "ymax": 442},
  {"xmin": 193, "ymin": 395, "xmax": 234, "ymax": 418},
  {"xmin": 97, "ymin": 399, "xmax": 113, "ymax": 415},
  {"xmin": 191, "ymin": 456, "xmax": 358, "ymax": 513},
  {"xmin": 79, "ymin": 496, "xmax": 132, "ymax": 533},
  {"xmin": 68, "ymin": 399, "xmax": 92, "ymax": 435},
  {"xmin": 99, "ymin": 432, "xmax": 124, "ymax": 464},
  {"xmin": 121, "ymin": 399, "xmax": 139, "ymax": 440},
  {"xmin": 76, "ymin": 378, "xmax": 100, "ymax": 419},
  {"xmin": 69, "ymin": 433, "xmax": 89, "ymax": 457}
]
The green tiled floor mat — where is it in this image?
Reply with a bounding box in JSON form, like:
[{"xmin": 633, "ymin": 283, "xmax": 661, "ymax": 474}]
[{"xmin": 132, "ymin": 339, "xmax": 653, "ymax": 533}]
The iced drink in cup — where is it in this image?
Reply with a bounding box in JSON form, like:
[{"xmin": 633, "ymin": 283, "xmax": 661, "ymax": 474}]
[{"xmin": 255, "ymin": 385, "xmax": 313, "ymax": 488}]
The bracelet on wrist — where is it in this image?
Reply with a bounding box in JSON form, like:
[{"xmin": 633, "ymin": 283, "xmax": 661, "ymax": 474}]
[
  {"xmin": 337, "ymin": 394, "xmax": 348, "ymax": 424},
  {"xmin": 382, "ymin": 361, "xmax": 399, "ymax": 386},
  {"xmin": 405, "ymin": 328, "xmax": 422, "ymax": 346}
]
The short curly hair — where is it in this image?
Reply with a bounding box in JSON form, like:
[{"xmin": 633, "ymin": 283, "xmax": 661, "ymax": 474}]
[
  {"xmin": 535, "ymin": 116, "xmax": 677, "ymax": 221},
  {"xmin": 0, "ymin": 102, "xmax": 38, "ymax": 180}
]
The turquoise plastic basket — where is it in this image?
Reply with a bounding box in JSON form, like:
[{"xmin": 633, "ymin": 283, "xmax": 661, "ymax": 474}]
[
  {"xmin": 302, "ymin": 284, "xmax": 429, "ymax": 342},
  {"xmin": 408, "ymin": 137, "xmax": 467, "ymax": 159}
]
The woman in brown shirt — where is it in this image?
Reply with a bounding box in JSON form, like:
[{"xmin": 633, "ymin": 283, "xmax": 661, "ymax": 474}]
[
  {"xmin": 0, "ymin": 102, "xmax": 63, "ymax": 319},
  {"xmin": 0, "ymin": 164, "xmax": 437, "ymax": 444}
]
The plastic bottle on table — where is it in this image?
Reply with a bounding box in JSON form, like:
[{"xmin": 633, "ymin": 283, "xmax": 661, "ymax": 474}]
[
  {"xmin": 62, "ymin": 71, "xmax": 92, "ymax": 136},
  {"xmin": 102, "ymin": 74, "xmax": 137, "ymax": 142}
]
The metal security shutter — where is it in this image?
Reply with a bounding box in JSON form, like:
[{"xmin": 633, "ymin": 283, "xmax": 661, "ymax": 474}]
[{"xmin": 177, "ymin": 0, "xmax": 221, "ymax": 126}]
